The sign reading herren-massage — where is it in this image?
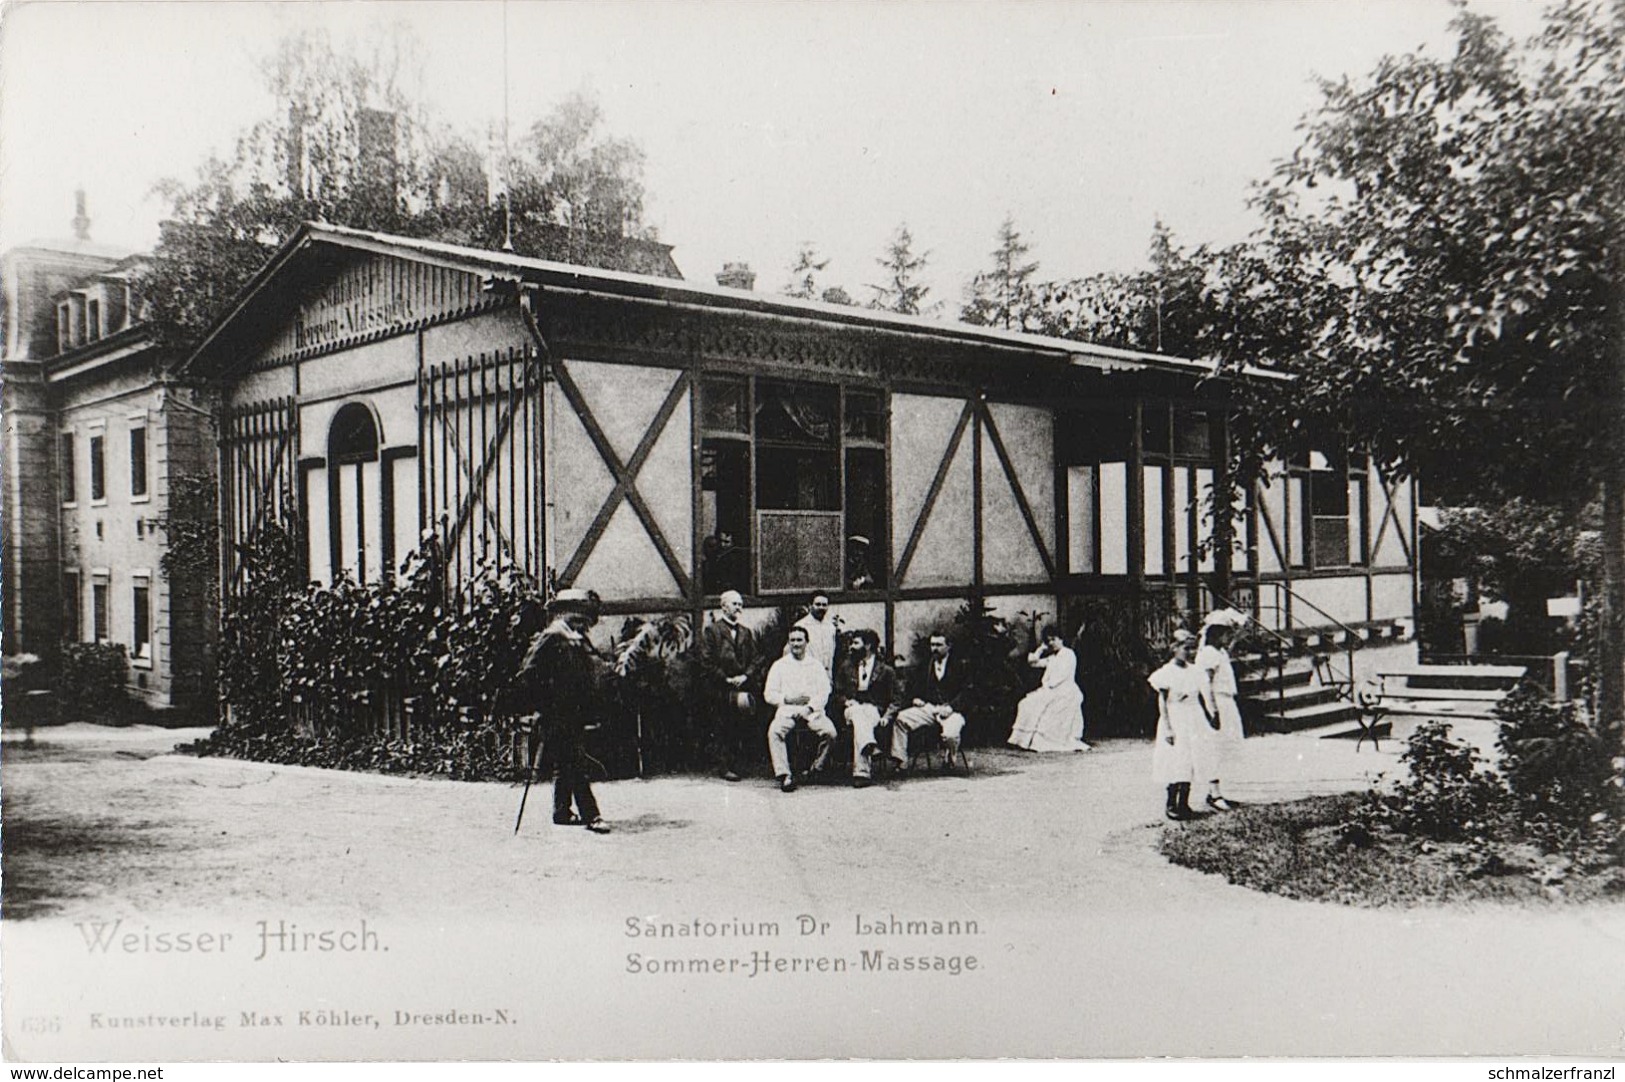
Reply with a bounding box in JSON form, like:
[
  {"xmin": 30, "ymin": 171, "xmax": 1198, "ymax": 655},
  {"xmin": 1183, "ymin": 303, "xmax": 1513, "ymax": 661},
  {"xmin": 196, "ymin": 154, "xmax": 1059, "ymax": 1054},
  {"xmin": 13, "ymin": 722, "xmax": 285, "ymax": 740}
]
[
  {"xmin": 271, "ymin": 255, "xmax": 486, "ymax": 363},
  {"xmin": 294, "ymin": 282, "xmax": 416, "ymax": 350}
]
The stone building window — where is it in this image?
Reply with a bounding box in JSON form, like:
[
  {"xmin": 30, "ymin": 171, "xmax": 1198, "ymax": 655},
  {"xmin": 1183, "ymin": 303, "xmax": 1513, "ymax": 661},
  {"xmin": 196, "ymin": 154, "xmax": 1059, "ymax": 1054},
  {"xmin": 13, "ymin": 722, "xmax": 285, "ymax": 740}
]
[
  {"xmin": 60, "ymin": 433, "xmax": 76, "ymax": 504},
  {"xmin": 131, "ymin": 578, "xmax": 152, "ymax": 663},
  {"xmin": 129, "ymin": 426, "xmax": 148, "ymax": 498},
  {"xmin": 62, "ymin": 571, "xmax": 80, "ymax": 642},
  {"xmin": 89, "ymin": 435, "xmax": 105, "ymax": 501},
  {"xmin": 92, "ymin": 579, "xmax": 109, "ymax": 642}
]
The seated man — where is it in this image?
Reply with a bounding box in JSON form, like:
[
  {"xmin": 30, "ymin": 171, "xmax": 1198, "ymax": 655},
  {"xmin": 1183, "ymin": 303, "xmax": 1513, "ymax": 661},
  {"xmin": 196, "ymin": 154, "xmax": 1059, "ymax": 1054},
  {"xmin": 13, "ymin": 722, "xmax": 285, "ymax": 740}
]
[
  {"xmin": 763, "ymin": 626, "xmax": 836, "ymax": 793},
  {"xmin": 835, "ymin": 628, "xmax": 901, "ymax": 788},
  {"xmin": 893, "ymin": 633, "xmax": 968, "ymax": 771}
]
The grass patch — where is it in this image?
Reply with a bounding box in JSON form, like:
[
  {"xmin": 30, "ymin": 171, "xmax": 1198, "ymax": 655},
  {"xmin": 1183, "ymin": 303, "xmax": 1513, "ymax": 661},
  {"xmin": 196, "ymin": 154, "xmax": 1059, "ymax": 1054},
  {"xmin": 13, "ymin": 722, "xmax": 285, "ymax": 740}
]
[{"xmin": 1159, "ymin": 793, "xmax": 1625, "ymax": 907}]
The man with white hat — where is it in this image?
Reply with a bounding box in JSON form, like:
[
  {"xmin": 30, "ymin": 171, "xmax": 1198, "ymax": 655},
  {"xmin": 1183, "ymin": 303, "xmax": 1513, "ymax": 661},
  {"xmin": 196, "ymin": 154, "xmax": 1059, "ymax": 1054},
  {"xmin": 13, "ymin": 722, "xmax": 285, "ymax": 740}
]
[{"xmin": 519, "ymin": 587, "xmax": 611, "ymax": 833}]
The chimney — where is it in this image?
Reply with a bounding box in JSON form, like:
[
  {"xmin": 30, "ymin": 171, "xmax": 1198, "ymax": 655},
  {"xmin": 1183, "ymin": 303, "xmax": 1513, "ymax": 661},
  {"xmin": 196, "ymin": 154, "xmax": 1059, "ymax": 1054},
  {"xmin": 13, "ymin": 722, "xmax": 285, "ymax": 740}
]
[
  {"xmin": 72, "ymin": 189, "xmax": 91, "ymax": 241},
  {"xmin": 715, "ymin": 262, "xmax": 756, "ymax": 291}
]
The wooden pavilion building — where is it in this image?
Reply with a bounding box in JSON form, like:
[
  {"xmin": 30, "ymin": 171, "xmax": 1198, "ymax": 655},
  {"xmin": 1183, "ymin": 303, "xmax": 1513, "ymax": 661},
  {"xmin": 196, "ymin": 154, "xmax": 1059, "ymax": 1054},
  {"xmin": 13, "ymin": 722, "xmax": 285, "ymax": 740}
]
[{"xmin": 184, "ymin": 223, "xmax": 1419, "ymax": 721}]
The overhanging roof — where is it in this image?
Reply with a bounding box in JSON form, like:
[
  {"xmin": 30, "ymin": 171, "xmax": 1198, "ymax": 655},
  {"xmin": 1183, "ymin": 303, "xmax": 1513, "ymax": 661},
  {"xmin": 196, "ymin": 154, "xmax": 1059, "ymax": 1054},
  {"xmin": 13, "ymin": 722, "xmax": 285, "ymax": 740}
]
[
  {"xmin": 45, "ymin": 324, "xmax": 165, "ymax": 384},
  {"xmin": 184, "ymin": 221, "xmax": 1289, "ymax": 384}
]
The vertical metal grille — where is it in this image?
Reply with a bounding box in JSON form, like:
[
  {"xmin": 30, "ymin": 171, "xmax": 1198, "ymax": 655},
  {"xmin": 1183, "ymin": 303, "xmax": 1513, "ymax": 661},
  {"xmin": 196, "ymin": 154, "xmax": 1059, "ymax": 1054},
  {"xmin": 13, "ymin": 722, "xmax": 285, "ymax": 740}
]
[{"xmin": 419, "ymin": 345, "xmax": 546, "ymax": 591}]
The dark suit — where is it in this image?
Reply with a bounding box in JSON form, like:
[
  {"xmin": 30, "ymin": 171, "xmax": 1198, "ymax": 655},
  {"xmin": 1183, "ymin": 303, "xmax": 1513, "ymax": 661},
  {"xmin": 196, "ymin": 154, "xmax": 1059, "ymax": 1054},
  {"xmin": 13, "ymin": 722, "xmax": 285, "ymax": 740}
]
[
  {"xmin": 836, "ymin": 654, "xmax": 901, "ymax": 778},
  {"xmin": 699, "ymin": 617, "xmax": 760, "ymax": 775},
  {"xmin": 894, "ymin": 651, "xmax": 968, "ymax": 761},
  {"xmin": 519, "ymin": 621, "xmax": 602, "ymax": 823}
]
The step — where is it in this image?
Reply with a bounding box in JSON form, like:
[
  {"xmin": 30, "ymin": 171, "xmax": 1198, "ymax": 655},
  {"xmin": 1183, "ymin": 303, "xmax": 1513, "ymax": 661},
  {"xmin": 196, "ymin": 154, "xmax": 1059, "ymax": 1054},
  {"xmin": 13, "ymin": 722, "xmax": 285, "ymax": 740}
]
[
  {"xmin": 1378, "ymin": 665, "xmax": 1526, "ymax": 689},
  {"xmin": 1249, "ymin": 682, "xmax": 1343, "ymax": 709},
  {"xmin": 1260, "ymin": 700, "xmax": 1362, "ymax": 732},
  {"xmin": 1238, "ymin": 667, "xmax": 1316, "ymax": 694},
  {"xmin": 1382, "ymin": 687, "xmax": 1508, "ymax": 702},
  {"xmin": 1380, "ymin": 699, "xmax": 1505, "ymax": 721},
  {"xmin": 1296, "ymin": 718, "xmax": 1394, "ymax": 742}
]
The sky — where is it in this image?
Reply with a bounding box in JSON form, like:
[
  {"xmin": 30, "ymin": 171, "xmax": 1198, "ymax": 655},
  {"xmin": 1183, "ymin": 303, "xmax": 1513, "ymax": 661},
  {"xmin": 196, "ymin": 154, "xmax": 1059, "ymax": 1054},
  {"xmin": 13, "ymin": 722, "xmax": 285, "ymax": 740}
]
[{"xmin": 0, "ymin": 0, "xmax": 1550, "ymax": 309}]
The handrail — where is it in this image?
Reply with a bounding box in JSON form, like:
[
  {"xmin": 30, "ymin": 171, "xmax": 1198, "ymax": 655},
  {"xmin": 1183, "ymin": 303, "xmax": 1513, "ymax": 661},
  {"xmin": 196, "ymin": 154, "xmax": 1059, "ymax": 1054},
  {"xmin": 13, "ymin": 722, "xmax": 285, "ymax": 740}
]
[
  {"xmin": 1275, "ymin": 581, "xmax": 1364, "ymax": 643},
  {"xmin": 1206, "ymin": 586, "xmax": 1295, "ymax": 654},
  {"xmin": 1207, "ymin": 579, "xmax": 1377, "ymax": 725},
  {"xmin": 1260, "ymin": 579, "xmax": 1360, "ymax": 703}
]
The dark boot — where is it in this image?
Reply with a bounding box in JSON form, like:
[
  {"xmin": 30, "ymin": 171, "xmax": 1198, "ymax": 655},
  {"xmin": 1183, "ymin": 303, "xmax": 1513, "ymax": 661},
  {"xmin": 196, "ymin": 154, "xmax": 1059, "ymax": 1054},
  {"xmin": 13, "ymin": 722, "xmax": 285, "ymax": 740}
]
[
  {"xmin": 1165, "ymin": 784, "xmax": 1184, "ymax": 821},
  {"xmin": 1175, "ymin": 783, "xmax": 1195, "ymax": 819}
]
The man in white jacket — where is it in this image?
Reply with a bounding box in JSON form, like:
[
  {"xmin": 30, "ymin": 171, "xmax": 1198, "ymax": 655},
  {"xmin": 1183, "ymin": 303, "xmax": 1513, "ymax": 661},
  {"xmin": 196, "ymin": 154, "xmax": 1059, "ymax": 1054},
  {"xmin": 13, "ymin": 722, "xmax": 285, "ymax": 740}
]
[{"xmin": 763, "ymin": 626, "xmax": 836, "ymax": 792}]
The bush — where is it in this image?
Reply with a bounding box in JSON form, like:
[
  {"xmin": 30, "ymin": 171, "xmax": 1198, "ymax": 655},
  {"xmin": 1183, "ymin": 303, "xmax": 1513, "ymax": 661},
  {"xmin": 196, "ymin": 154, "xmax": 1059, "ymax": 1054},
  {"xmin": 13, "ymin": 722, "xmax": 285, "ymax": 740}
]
[
  {"xmin": 1495, "ymin": 684, "xmax": 1622, "ymax": 853},
  {"xmin": 182, "ymin": 720, "xmax": 530, "ymax": 782},
  {"xmin": 1063, "ymin": 593, "xmax": 1175, "ymax": 738},
  {"xmin": 1365, "ymin": 721, "xmax": 1509, "ymax": 842},
  {"xmin": 57, "ymin": 643, "xmax": 132, "ymax": 723}
]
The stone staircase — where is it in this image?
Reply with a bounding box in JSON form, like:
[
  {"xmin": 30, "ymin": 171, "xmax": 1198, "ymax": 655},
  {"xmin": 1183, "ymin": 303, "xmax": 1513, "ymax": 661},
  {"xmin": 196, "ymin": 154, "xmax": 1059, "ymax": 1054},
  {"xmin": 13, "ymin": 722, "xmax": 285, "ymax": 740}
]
[
  {"xmin": 1234, "ymin": 622, "xmax": 1412, "ymax": 740},
  {"xmin": 1239, "ymin": 655, "xmax": 1366, "ymax": 737}
]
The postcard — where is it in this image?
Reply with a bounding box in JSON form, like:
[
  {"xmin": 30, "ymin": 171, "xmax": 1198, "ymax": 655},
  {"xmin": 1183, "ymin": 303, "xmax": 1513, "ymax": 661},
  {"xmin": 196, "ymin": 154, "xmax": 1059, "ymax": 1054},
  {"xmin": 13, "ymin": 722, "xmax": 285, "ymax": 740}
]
[{"xmin": 3, "ymin": 0, "xmax": 1622, "ymax": 1065}]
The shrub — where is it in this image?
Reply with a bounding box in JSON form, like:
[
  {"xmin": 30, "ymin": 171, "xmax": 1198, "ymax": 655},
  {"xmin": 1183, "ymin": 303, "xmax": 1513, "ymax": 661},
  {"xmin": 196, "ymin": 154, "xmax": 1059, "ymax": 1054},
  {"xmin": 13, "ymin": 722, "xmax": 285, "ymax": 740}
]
[
  {"xmin": 1063, "ymin": 593, "xmax": 1174, "ymax": 738},
  {"xmin": 1494, "ymin": 684, "xmax": 1622, "ymax": 856},
  {"xmin": 57, "ymin": 643, "xmax": 132, "ymax": 723},
  {"xmin": 1367, "ymin": 721, "xmax": 1509, "ymax": 842}
]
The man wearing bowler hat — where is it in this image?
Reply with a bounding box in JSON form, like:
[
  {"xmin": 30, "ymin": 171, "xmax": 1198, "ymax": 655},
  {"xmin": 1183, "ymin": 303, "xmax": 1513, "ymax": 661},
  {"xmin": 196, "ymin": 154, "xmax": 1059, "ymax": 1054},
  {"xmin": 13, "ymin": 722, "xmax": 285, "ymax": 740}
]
[{"xmin": 520, "ymin": 587, "xmax": 611, "ymax": 834}]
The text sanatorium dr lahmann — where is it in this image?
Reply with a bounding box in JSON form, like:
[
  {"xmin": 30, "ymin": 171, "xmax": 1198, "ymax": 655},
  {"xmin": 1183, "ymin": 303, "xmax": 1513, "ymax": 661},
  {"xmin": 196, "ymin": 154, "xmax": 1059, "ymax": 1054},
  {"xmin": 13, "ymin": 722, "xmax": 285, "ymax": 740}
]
[{"xmin": 623, "ymin": 913, "xmax": 983, "ymax": 977}]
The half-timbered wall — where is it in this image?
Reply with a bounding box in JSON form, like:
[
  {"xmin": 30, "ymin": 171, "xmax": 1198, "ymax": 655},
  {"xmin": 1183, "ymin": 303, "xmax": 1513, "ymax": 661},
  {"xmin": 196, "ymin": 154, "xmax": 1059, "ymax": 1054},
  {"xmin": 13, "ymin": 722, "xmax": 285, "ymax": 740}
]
[
  {"xmin": 893, "ymin": 393, "xmax": 974, "ymax": 589},
  {"xmin": 891, "ymin": 393, "xmax": 1057, "ymax": 595},
  {"xmin": 1251, "ymin": 453, "xmax": 1416, "ymax": 631},
  {"xmin": 546, "ymin": 358, "xmax": 692, "ymax": 601}
]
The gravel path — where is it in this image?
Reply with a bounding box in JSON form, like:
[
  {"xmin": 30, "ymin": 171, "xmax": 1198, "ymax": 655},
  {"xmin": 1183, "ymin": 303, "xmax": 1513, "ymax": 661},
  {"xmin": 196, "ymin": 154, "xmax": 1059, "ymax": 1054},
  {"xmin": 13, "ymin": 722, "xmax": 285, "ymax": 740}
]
[{"xmin": 4, "ymin": 724, "xmax": 1622, "ymax": 1061}]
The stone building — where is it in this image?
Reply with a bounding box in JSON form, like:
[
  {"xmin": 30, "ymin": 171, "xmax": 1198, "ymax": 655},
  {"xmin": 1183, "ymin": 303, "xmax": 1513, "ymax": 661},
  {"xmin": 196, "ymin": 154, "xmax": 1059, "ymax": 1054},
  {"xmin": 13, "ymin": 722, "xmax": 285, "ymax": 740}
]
[{"xmin": 0, "ymin": 197, "xmax": 216, "ymax": 714}]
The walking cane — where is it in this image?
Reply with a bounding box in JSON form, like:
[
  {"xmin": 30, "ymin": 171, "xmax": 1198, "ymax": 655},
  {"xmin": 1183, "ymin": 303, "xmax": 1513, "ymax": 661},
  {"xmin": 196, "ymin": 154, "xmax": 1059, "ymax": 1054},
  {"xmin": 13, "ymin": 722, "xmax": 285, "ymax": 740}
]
[{"xmin": 513, "ymin": 718, "xmax": 545, "ymax": 835}]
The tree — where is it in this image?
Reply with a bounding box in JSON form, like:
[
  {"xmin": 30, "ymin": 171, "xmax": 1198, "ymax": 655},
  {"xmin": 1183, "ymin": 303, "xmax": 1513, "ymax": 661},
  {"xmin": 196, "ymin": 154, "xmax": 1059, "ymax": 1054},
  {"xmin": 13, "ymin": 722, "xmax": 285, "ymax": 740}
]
[
  {"xmin": 507, "ymin": 90, "xmax": 654, "ymax": 243},
  {"xmin": 1432, "ymin": 498, "xmax": 1602, "ymax": 653},
  {"xmin": 866, "ymin": 224, "xmax": 935, "ymax": 316},
  {"xmin": 141, "ymin": 28, "xmax": 657, "ymax": 345},
  {"xmin": 961, "ymin": 214, "xmax": 1040, "ymax": 329},
  {"xmin": 783, "ymin": 242, "xmax": 830, "ymax": 299},
  {"xmin": 1024, "ymin": 222, "xmax": 1219, "ymax": 357},
  {"xmin": 1212, "ymin": 1, "xmax": 1625, "ymax": 731}
]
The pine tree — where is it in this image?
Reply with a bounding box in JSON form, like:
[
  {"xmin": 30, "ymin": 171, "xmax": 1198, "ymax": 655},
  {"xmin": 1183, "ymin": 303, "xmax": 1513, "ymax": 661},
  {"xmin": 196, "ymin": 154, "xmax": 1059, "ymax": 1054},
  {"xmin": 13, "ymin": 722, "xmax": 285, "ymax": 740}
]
[
  {"xmin": 783, "ymin": 242, "xmax": 829, "ymax": 299},
  {"xmin": 961, "ymin": 215, "xmax": 1039, "ymax": 329},
  {"xmin": 866, "ymin": 223, "xmax": 934, "ymax": 316}
]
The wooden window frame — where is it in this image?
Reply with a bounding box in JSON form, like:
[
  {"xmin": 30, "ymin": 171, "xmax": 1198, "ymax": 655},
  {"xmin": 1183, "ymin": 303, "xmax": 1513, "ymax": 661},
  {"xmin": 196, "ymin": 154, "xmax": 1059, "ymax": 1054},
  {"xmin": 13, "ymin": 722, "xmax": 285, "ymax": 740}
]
[{"xmin": 698, "ymin": 374, "xmax": 889, "ymax": 598}]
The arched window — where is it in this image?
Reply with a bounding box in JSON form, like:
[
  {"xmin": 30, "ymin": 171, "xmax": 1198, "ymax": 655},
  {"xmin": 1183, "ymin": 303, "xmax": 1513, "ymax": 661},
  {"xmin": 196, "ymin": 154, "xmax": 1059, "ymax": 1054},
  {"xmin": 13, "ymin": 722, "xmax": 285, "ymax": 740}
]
[
  {"xmin": 326, "ymin": 403, "xmax": 383, "ymax": 582},
  {"xmin": 329, "ymin": 403, "xmax": 379, "ymax": 464}
]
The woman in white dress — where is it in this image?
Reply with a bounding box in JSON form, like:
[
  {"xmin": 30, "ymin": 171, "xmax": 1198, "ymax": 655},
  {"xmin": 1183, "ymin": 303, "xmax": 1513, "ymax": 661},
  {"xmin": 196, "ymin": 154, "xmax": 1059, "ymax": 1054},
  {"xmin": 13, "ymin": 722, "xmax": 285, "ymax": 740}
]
[
  {"xmin": 1148, "ymin": 629, "xmax": 1212, "ymax": 820},
  {"xmin": 1008, "ymin": 625, "xmax": 1091, "ymax": 752},
  {"xmin": 1195, "ymin": 609, "xmax": 1248, "ymax": 812}
]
